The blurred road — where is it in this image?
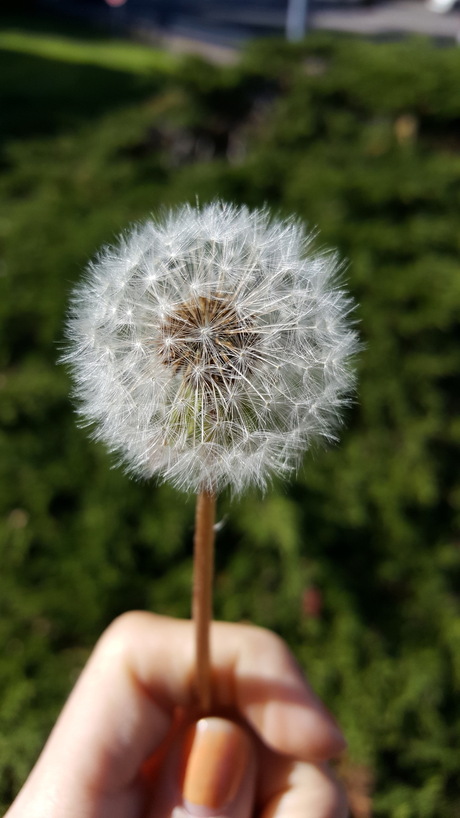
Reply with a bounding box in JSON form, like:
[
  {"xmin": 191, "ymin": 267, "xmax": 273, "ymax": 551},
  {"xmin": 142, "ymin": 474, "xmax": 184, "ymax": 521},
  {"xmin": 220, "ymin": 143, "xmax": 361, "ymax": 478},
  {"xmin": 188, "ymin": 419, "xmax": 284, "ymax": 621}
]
[
  {"xmin": 312, "ymin": 1, "xmax": 460, "ymax": 38},
  {"xmin": 41, "ymin": 0, "xmax": 460, "ymax": 55}
]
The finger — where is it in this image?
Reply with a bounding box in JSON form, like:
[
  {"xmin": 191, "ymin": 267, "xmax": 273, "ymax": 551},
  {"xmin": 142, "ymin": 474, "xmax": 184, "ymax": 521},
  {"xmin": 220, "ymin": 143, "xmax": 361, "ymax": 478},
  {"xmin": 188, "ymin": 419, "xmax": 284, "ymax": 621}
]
[
  {"xmin": 6, "ymin": 614, "xmax": 173, "ymax": 818},
  {"xmin": 113, "ymin": 612, "xmax": 345, "ymax": 761},
  {"xmin": 10, "ymin": 612, "xmax": 345, "ymax": 810},
  {"xmin": 98, "ymin": 612, "xmax": 345, "ymax": 764},
  {"xmin": 259, "ymin": 758, "xmax": 348, "ymax": 818},
  {"xmin": 219, "ymin": 620, "xmax": 346, "ymax": 761}
]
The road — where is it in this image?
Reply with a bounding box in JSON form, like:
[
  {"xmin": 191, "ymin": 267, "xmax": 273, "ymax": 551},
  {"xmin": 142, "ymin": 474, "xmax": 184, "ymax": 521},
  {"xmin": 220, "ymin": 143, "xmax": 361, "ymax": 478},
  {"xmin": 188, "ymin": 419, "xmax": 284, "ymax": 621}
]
[
  {"xmin": 311, "ymin": 1, "xmax": 460, "ymax": 39},
  {"xmin": 41, "ymin": 0, "xmax": 460, "ymax": 60}
]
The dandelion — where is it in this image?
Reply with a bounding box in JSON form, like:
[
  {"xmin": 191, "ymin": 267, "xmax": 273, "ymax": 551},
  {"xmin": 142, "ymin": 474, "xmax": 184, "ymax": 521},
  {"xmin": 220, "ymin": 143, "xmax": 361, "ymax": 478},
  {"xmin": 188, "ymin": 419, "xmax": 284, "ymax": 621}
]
[
  {"xmin": 65, "ymin": 202, "xmax": 357, "ymax": 493},
  {"xmin": 64, "ymin": 201, "xmax": 359, "ymax": 710}
]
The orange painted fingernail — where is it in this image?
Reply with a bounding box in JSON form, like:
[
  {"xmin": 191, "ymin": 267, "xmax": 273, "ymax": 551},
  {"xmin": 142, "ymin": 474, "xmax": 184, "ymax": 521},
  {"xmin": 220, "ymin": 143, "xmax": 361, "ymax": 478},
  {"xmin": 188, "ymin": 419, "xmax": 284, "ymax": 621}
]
[{"xmin": 182, "ymin": 718, "xmax": 250, "ymax": 815}]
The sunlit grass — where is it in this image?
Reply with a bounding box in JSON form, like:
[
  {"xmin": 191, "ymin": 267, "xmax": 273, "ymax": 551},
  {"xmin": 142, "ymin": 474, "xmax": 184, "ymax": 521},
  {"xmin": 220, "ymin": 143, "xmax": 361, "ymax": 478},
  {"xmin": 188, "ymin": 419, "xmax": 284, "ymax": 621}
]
[{"xmin": 0, "ymin": 28, "xmax": 179, "ymax": 74}]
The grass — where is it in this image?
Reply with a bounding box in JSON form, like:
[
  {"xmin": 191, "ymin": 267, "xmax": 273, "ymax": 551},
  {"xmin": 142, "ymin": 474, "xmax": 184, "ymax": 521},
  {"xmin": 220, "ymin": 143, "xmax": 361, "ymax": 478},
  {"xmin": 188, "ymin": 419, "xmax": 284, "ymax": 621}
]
[
  {"xmin": 0, "ymin": 28, "xmax": 178, "ymax": 75},
  {"xmin": 0, "ymin": 11, "xmax": 181, "ymax": 143}
]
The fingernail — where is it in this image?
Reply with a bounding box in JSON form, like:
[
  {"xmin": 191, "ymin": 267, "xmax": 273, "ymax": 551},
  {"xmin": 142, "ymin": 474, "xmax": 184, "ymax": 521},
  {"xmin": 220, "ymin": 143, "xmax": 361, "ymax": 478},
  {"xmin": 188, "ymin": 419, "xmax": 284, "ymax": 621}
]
[{"xmin": 182, "ymin": 718, "xmax": 250, "ymax": 816}]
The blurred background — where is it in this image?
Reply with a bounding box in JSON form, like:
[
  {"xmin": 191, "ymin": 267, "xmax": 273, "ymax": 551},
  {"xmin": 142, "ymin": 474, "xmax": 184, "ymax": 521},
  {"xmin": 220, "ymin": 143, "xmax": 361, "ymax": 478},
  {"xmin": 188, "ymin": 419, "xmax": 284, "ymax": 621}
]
[{"xmin": 1, "ymin": 0, "xmax": 460, "ymax": 815}]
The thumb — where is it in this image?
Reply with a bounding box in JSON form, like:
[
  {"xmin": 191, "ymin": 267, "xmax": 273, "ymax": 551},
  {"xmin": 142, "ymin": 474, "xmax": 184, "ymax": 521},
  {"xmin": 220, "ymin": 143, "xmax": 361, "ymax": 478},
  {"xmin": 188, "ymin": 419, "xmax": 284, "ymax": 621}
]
[{"xmin": 172, "ymin": 718, "xmax": 257, "ymax": 818}]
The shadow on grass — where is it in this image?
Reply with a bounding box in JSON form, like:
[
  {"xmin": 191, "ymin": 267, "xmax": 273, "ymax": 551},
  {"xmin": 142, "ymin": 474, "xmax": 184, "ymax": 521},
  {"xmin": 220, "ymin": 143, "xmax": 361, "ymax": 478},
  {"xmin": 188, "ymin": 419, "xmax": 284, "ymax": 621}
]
[
  {"xmin": 0, "ymin": 8, "xmax": 177, "ymax": 145},
  {"xmin": 0, "ymin": 49, "xmax": 167, "ymax": 144},
  {"xmin": 1, "ymin": 9, "xmax": 111, "ymax": 42}
]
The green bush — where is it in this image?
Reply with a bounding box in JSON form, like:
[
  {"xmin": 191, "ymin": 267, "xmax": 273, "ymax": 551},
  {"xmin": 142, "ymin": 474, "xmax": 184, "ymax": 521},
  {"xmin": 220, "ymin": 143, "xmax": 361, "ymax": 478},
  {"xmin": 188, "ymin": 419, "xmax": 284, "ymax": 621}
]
[{"xmin": 1, "ymin": 17, "xmax": 460, "ymax": 815}]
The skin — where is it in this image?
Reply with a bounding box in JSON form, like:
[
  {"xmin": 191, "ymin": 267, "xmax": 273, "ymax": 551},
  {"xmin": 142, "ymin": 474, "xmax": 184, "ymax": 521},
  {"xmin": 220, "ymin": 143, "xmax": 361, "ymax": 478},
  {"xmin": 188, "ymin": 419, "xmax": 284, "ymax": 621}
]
[{"xmin": 6, "ymin": 612, "xmax": 349, "ymax": 818}]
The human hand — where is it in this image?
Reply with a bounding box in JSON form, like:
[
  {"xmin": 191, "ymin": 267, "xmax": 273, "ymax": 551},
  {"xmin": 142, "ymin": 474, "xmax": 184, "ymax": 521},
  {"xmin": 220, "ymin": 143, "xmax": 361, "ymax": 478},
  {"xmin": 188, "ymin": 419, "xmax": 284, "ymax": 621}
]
[{"xmin": 6, "ymin": 612, "xmax": 348, "ymax": 818}]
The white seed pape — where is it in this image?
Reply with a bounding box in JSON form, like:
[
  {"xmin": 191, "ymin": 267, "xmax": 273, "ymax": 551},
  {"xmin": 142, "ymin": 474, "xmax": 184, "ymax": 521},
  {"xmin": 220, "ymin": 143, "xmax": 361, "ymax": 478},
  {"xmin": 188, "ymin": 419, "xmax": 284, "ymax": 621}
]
[{"xmin": 64, "ymin": 202, "xmax": 359, "ymax": 494}]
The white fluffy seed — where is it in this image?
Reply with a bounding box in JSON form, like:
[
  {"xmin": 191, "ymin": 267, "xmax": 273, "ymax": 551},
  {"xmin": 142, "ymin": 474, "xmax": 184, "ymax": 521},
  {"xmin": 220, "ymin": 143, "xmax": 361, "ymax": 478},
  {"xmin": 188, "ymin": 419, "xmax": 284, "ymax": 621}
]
[{"xmin": 63, "ymin": 201, "xmax": 359, "ymax": 494}]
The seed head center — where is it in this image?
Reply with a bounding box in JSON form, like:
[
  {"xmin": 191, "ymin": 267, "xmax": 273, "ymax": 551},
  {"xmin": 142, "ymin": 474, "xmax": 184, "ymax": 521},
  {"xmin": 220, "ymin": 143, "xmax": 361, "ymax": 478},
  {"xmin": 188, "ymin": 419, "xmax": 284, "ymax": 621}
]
[{"xmin": 158, "ymin": 293, "xmax": 258, "ymax": 385}]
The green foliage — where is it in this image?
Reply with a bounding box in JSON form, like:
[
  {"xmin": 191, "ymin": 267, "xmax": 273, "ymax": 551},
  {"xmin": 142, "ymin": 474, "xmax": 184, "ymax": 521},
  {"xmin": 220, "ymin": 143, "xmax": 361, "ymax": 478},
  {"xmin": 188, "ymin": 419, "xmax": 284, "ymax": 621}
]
[{"xmin": 1, "ymin": 15, "xmax": 460, "ymax": 815}]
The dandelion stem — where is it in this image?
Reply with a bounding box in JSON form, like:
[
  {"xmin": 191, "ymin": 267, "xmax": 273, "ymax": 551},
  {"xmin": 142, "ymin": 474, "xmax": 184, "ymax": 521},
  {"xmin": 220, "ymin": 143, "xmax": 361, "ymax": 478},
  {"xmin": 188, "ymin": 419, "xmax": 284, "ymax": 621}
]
[{"xmin": 193, "ymin": 489, "xmax": 216, "ymax": 713}]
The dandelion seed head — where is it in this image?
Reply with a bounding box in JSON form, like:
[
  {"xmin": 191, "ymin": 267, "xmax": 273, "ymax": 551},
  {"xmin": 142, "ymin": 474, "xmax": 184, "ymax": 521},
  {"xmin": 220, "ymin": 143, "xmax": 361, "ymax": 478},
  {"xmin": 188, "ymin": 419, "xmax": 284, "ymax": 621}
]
[{"xmin": 63, "ymin": 201, "xmax": 359, "ymax": 494}]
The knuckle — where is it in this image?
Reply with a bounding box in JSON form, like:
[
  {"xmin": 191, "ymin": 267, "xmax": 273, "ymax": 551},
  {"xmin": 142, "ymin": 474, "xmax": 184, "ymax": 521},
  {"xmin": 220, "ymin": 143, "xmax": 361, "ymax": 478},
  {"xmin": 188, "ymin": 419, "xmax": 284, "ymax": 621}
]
[
  {"xmin": 96, "ymin": 610, "xmax": 146, "ymax": 656},
  {"xmin": 244, "ymin": 624, "xmax": 295, "ymax": 667}
]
